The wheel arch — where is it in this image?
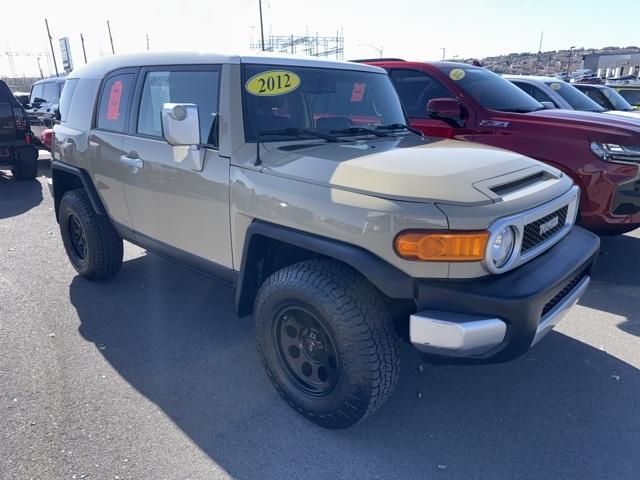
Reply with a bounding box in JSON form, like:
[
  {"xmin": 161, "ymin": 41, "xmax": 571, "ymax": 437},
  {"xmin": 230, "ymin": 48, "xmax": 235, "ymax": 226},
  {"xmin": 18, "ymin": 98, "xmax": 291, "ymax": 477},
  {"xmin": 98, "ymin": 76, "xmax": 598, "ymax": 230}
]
[
  {"xmin": 51, "ymin": 160, "xmax": 106, "ymax": 221},
  {"xmin": 235, "ymin": 220, "xmax": 416, "ymax": 317}
]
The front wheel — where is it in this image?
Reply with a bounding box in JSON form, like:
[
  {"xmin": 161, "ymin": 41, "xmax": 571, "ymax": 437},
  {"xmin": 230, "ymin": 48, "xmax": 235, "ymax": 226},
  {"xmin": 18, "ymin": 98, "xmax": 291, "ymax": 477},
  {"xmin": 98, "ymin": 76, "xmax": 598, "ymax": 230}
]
[{"xmin": 255, "ymin": 260, "xmax": 400, "ymax": 429}]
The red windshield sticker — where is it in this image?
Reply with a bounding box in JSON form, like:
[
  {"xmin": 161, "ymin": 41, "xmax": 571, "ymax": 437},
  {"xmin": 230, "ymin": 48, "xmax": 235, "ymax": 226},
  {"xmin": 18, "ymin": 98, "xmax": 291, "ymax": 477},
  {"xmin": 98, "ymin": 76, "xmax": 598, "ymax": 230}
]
[
  {"xmin": 106, "ymin": 80, "xmax": 123, "ymax": 121},
  {"xmin": 350, "ymin": 82, "xmax": 366, "ymax": 102}
]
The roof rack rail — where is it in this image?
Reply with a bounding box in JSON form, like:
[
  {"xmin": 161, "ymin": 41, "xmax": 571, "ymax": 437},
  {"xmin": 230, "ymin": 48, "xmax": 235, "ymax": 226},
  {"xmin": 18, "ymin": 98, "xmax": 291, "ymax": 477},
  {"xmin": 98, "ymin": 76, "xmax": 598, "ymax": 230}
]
[{"xmin": 350, "ymin": 58, "xmax": 406, "ymax": 63}]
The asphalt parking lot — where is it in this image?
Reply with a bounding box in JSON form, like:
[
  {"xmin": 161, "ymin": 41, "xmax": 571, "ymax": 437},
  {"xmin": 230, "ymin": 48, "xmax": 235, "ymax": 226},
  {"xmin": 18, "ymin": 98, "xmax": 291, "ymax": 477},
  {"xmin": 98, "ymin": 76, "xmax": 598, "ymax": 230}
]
[{"xmin": 1, "ymin": 156, "xmax": 639, "ymax": 480}]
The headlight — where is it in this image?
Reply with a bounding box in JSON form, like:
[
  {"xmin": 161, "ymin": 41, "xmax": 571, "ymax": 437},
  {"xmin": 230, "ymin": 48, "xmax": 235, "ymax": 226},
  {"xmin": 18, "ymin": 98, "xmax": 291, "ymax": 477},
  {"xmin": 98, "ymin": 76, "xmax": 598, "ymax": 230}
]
[
  {"xmin": 590, "ymin": 142, "xmax": 640, "ymax": 163},
  {"xmin": 490, "ymin": 226, "xmax": 516, "ymax": 268}
]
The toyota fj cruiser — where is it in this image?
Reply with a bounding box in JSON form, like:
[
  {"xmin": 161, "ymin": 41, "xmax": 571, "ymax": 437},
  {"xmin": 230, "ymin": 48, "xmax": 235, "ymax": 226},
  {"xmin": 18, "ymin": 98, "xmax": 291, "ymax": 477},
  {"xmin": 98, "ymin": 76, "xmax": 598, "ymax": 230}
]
[
  {"xmin": 0, "ymin": 79, "xmax": 38, "ymax": 179},
  {"xmin": 52, "ymin": 53, "xmax": 599, "ymax": 429}
]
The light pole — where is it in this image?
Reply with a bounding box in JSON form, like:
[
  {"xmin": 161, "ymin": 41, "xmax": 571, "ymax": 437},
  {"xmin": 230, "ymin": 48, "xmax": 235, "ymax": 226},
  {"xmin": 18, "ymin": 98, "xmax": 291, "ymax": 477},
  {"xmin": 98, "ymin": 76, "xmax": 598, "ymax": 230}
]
[
  {"xmin": 566, "ymin": 45, "xmax": 576, "ymax": 78},
  {"xmin": 358, "ymin": 44, "xmax": 383, "ymax": 58},
  {"xmin": 441, "ymin": 47, "xmax": 446, "ymax": 60},
  {"xmin": 258, "ymin": 0, "xmax": 265, "ymax": 51}
]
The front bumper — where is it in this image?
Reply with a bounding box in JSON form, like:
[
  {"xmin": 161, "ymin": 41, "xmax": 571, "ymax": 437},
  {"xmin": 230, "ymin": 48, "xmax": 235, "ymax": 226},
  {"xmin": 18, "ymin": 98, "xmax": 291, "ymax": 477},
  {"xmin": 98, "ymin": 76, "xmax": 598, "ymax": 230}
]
[{"xmin": 410, "ymin": 226, "xmax": 599, "ymax": 362}]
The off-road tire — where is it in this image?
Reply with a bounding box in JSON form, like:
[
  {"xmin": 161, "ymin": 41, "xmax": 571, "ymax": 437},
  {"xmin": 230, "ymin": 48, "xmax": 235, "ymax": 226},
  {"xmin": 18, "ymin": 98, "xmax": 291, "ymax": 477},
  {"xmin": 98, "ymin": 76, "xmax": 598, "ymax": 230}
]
[
  {"xmin": 11, "ymin": 147, "xmax": 38, "ymax": 180},
  {"xmin": 59, "ymin": 189, "xmax": 123, "ymax": 280},
  {"xmin": 255, "ymin": 259, "xmax": 400, "ymax": 429}
]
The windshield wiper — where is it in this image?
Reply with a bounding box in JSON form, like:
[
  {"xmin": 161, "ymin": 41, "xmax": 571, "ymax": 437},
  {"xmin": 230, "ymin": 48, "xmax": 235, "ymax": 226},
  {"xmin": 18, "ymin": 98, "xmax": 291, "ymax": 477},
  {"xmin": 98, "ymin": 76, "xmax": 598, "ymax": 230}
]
[
  {"xmin": 376, "ymin": 123, "xmax": 423, "ymax": 136},
  {"xmin": 330, "ymin": 126, "xmax": 389, "ymax": 137},
  {"xmin": 260, "ymin": 127, "xmax": 344, "ymax": 143}
]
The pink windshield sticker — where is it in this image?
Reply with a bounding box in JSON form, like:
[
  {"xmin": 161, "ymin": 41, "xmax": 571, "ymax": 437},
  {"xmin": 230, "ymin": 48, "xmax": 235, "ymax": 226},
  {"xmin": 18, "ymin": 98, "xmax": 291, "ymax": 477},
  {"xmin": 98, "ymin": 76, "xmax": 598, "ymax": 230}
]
[{"xmin": 350, "ymin": 82, "xmax": 366, "ymax": 102}]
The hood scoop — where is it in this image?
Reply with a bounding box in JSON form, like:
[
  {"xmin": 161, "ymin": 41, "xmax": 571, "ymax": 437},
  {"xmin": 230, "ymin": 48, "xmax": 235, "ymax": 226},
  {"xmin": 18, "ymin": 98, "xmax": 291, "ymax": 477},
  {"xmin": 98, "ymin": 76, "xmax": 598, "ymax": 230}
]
[{"xmin": 473, "ymin": 166, "xmax": 562, "ymax": 203}]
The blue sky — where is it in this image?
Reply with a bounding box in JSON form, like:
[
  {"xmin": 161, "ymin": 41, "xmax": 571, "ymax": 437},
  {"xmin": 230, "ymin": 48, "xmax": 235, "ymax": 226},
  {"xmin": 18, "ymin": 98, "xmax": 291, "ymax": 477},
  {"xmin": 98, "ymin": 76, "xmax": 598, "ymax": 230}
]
[{"xmin": 2, "ymin": 0, "xmax": 639, "ymax": 77}]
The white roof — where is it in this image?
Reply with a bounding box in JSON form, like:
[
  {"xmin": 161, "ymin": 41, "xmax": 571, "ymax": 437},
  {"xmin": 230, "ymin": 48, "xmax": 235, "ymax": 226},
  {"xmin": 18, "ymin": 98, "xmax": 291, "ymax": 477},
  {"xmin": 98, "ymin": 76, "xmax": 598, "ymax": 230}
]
[
  {"xmin": 502, "ymin": 74, "xmax": 563, "ymax": 83},
  {"xmin": 68, "ymin": 51, "xmax": 384, "ymax": 79}
]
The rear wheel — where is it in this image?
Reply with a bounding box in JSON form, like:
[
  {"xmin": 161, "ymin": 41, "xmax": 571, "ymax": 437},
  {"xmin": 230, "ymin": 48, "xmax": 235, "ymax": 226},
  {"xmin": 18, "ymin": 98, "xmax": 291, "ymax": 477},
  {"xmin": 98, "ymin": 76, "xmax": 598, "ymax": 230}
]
[
  {"xmin": 255, "ymin": 259, "xmax": 400, "ymax": 429},
  {"xmin": 59, "ymin": 189, "xmax": 123, "ymax": 280},
  {"xmin": 11, "ymin": 146, "xmax": 38, "ymax": 180}
]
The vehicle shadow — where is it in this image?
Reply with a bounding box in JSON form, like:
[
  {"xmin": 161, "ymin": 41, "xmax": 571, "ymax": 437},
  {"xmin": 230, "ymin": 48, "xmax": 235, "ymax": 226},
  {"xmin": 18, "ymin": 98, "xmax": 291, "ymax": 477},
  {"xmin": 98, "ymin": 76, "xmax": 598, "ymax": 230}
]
[
  {"xmin": 71, "ymin": 252, "xmax": 640, "ymax": 480},
  {"xmin": 0, "ymin": 171, "xmax": 43, "ymax": 219},
  {"xmin": 582, "ymin": 233, "xmax": 640, "ymax": 337}
]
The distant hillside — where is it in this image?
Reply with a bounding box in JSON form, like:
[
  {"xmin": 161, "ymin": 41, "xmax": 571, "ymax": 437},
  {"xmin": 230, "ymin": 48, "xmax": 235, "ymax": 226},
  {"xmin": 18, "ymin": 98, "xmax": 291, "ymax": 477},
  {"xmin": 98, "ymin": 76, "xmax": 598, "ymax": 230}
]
[
  {"xmin": 464, "ymin": 46, "xmax": 640, "ymax": 76},
  {"xmin": 0, "ymin": 77, "xmax": 40, "ymax": 93}
]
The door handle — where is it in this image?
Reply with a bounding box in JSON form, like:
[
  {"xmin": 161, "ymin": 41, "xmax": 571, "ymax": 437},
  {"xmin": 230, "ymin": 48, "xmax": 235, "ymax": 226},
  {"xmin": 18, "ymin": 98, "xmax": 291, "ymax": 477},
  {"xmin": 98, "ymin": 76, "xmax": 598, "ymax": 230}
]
[{"xmin": 119, "ymin": 154, "xmax": 144, "ymax": 170}]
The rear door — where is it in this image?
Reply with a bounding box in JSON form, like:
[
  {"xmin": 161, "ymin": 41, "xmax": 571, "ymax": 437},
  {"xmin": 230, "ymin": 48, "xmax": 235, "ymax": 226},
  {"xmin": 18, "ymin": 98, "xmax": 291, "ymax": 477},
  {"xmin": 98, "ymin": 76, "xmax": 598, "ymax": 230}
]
[
  {"xmin": 388, "ymin": 68, "xmax": 469, "ymax": 139},
  {"xmin": 121, "ymin": 65, "xmax": 232, "ymax": 268},
  {"xmin": 89, "ymin": 69, "xmax": 137, "ymax": 229}
]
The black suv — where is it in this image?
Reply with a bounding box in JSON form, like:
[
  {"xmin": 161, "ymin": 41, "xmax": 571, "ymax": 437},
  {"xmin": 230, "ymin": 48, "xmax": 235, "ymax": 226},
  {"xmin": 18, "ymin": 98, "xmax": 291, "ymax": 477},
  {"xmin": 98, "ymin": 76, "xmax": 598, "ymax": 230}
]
[{"xmin": 0, "ymin": 80, "xmax": 38, "ymax": 180}]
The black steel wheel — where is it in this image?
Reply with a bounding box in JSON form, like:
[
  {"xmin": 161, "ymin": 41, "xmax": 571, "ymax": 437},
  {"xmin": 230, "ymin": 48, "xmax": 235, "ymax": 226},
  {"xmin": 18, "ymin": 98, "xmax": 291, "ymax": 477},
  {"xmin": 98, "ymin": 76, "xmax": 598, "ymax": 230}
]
[
  {"xmin": 255, "ymin": 259, "xmax": 400, "ymax": 429},
  {"xmin": 59, "ymin": 189, "xmax": 123, "ymax": 280},
  {"xmin": 273, "ymin": 305, "xmax": 340, "ymax": 397}
]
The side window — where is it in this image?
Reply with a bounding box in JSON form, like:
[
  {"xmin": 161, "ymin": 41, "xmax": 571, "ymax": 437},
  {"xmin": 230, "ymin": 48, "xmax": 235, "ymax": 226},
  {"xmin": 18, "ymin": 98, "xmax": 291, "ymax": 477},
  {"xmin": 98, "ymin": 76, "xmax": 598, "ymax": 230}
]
[
  {"xmin": 137, "ymin": 69, "xmax": 220, "ymax": 145},
  {"xmin": 96, "ymin": 73, "xmax": 134, "ymax": 133},
  {"xmin": 59, "ymin": 79, "xmax": 79, "ymax": 123},
  {"xmin": 389, "ymin": 69, "xmax": 453, "ymax": 119},
  {"xmin": 30, "ymin": 84, "xmax": 44, "ymax": 103},
  {"xmin": 582, "ymin": 88, "xmax": 607, "ymax": 107},
  {"xmin": 513, "ymin": 82, "xmax": 555, "ymax": 105},
  {"xmin": 43, "ymin": 82, "xmax": 57, "ymax": 103}
]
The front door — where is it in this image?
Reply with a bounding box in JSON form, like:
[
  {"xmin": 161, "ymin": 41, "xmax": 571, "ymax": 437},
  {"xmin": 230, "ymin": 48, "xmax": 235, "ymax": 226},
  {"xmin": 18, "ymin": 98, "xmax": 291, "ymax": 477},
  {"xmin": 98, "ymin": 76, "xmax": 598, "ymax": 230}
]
[
  {"xmin": 120, "ymin": 66, "xmax": 232, "ymax": 269},
  {"xmin": 388, "ymin": 68, "xmax": 468, "ymax": 139}
]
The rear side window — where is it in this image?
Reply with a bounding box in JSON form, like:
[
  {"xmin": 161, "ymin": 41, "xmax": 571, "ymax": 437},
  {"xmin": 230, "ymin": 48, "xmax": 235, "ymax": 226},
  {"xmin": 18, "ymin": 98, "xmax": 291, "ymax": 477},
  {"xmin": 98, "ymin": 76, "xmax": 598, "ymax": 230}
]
[
  {"xmin": 59, "ymin": 79, "xmax": 79, "ymax": 122},
  {"xmin": 43, "ymin": 82, "xmax": 58, "ymax": 103},
  {"xmin": 96, "ymin": 74, "xmax": 134, "ymax": 132},
  {"xmin": 389, "ymin": 69, "xmax": 453, "ymax": 119},
  {"xmin": 136, "ymin": 69, "xmax": 220, "ymax": 144},
  {"xmin": 30, "ymin": 84, "xmax": 44, "ymax": 103}
]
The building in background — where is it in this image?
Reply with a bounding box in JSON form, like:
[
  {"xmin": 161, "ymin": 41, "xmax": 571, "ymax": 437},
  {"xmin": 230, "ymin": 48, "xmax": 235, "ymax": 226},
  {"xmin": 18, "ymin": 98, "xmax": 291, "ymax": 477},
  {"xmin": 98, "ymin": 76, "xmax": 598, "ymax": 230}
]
[{"xmin": 583, "ymin": 52, "xmax": 640, "ymax": 79}]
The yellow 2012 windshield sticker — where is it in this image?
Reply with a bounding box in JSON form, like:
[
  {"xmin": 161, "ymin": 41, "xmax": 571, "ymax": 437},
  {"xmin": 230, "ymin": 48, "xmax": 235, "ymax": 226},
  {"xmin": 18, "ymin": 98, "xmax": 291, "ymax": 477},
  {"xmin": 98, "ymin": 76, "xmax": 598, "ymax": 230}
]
[
  {"xmin": 449, "ymin": 68, "xmax": 466, "ymax": 81},
  {"xmin": 245, "ymin": 70, "xmax": 301, "ymax": 96}
]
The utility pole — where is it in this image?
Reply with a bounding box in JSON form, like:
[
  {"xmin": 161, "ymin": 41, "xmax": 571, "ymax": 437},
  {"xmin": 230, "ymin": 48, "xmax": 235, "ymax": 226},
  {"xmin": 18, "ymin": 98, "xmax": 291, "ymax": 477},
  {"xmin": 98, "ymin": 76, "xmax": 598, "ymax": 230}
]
[
  {"xmin": 80, "ymin": 33, "xmax": 87, "ymax": 63},
  {"xmin": 36, "ymin": 57, "xmax": 44, "ymax": 78},
  {"xmin": 146, "ymin": 34, "xmax": 150, "ymax": 51},
  {"xmin": 441, "ymin": 47, "xmax": 446, "ymax": 61},
  {"xmin": 107, "ymin": 20, "xmax": 115, "ymax": 54},
  {"xmin": 566, "ymin": 45, "xmax": 576, "ymax": 77},
  {"xmin": 538, "ymin": 31, "xmax": 544, "ymax": 53},
  {"xmin": 45, "ymin": 19, "xmax": 59, "ymax": 77},
  {"xmin": 258, "ymin": 0, "xmax": 265, "ymax": 51}
]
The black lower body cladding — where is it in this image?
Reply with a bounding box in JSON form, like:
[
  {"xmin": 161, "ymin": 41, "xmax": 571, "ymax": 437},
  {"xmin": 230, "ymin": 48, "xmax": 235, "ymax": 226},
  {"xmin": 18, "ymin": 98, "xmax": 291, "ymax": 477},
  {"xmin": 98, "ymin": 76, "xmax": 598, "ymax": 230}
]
[{"xmin": 415, "ymin": 226, "xmax": 600, "ymax": 362}]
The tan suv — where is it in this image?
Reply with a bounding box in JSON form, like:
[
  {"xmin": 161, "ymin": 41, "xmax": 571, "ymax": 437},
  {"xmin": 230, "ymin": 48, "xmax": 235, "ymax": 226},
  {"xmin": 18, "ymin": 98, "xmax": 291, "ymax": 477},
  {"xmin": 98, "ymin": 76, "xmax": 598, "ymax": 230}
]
[{"xmin": 51, "ymin": 52, "xmax": 599, "ymax": 429}]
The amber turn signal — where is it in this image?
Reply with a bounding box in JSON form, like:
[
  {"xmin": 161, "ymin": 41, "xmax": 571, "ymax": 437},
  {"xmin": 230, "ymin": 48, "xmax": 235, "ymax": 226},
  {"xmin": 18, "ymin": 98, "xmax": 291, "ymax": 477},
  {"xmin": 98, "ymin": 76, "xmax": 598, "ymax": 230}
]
[{"xmin": 394, "ymin": 231, "xmax": 489, "ymax": 262}]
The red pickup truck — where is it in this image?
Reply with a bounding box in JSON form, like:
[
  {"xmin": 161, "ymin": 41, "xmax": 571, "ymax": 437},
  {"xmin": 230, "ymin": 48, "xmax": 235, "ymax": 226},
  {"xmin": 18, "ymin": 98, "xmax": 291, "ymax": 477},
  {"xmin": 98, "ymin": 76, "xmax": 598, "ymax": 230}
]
[{"xmin": 365, "ymin": 60, "xmax": 640, "ymax": 234}]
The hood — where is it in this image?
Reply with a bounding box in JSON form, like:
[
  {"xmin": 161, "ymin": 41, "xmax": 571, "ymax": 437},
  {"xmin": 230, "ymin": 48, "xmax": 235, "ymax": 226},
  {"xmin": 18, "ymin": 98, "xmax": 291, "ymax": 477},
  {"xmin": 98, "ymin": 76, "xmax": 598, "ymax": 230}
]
[
  {"xmin": 260, "ymin": 136, "xmax": 562, "ymax": 205},
  {"xmin": 527, "ymin": 108, "xmax": 640, "ymax": 133}
]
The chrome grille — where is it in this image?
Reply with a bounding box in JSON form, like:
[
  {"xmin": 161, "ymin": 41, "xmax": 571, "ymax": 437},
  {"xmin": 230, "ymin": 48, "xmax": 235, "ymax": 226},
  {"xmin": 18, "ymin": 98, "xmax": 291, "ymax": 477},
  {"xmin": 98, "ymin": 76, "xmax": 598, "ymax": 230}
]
[{"xmin": 521, "ymin": 206, "xmax": 568, "ymax": 254}]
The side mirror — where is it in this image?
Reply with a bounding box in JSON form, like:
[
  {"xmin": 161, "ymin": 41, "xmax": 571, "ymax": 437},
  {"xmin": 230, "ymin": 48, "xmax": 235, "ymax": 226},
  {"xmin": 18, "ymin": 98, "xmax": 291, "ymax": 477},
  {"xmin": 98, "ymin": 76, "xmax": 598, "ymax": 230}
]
[
  {"xmin": 540, "ymin": 101, "xmax": 556, "ymax": 110},
  {"xmin": 161, "ymin": 103, "xmax": 200, "ymax": 146},
  {"xmin": 161, "ymin": 103, "xmax": 206, "ymax": 171},
  {"xmin": 426, "ymin": 97, "xmax": 463, "ymax": 128}
]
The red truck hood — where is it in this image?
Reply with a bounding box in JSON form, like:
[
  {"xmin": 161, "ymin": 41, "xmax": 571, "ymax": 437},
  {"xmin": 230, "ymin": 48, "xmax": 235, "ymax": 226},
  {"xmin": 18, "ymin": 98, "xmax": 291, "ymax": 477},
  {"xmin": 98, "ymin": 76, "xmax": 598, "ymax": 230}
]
[{"xmin": 524, "ymin": 109, "xmax": 640, "ymax": 135}]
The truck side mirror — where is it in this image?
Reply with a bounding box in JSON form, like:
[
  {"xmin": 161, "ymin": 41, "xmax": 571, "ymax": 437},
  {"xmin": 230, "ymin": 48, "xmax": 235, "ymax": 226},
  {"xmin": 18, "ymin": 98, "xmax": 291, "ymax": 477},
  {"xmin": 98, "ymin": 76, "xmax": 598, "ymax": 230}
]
[
  {"xmin": 161, "ymin": 103, "xmax": 200, "ymax": 146},
  {"xmin": 161, "ymin": 103, "xmax": 206, "ymax": 171},
  {"xmin": 426, "ymin": 97, "xmax": 463, "ymax": 128},
  {"xmin": 540, "ymin": 101, "xmax": 556, "ymax": 110}
]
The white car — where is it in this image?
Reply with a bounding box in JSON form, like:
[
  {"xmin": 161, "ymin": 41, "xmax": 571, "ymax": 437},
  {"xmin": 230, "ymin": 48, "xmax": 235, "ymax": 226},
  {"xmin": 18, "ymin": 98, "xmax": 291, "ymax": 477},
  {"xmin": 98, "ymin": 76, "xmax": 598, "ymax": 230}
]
[{"xmin": 505, "ymin": 75, "xmax": 640, "ymax": 121}]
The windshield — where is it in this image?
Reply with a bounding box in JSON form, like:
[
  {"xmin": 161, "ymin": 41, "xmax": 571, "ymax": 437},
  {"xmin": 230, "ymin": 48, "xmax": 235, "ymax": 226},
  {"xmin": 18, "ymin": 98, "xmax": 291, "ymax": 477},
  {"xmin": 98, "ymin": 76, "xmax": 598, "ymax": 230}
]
[
  {"xmin": 600, "ymin": 87, "xmax": 634, "ymax": 111},
  {"xmin": 242, "ymin": 64, "xmax": 407, "ymax": 142},
  {"xmin": 544, "ymin": 81, "xmax": 604, "ymax": 112},
  {"xmin": 436, "ymin": 66, "xmax": 543, "ymax": 112}
]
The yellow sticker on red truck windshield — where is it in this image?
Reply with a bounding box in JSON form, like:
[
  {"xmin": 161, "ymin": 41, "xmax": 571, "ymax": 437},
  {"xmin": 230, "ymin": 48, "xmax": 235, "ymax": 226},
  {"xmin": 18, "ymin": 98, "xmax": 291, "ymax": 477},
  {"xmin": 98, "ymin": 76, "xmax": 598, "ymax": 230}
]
[
  {"xmin": 449, "ymin": 68, "xmax": 466, "ymax": 81},
  {"xmin": 245, "ymin": 70, "xmax": 301, "ymax": 96}
]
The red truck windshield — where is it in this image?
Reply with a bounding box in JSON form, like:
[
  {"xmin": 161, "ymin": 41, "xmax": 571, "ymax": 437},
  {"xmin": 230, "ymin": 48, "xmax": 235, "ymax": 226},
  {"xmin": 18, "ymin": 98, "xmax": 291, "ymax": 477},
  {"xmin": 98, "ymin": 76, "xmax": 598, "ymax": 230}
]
[{"xmin": 437, "ymin": 66, "xmax": 544, "ymax": 113}]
